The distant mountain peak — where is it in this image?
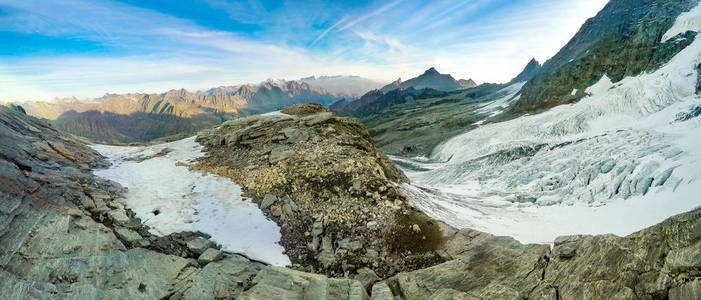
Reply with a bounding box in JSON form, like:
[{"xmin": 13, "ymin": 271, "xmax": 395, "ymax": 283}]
[
  {"xmin": 297, "ymin": 75, "xmax": 385, "ymax": 98},
  {"xmin": 509, "ymin": 58, "xmax": 543, "ymax": 84},
  {"xmin": 423, "ymin": 67, "xmax": 440, "ymax": 76},
  {"xmin": 458, "ymin": 78, "xmax": 477, "ymax": 89},
  {"xmin": 380, "ymin": 69, "xmax": 464, "ymax": 93},
  {"xmin": 525, "ymin": 58, "xmax": 541, "ymax": 69}
]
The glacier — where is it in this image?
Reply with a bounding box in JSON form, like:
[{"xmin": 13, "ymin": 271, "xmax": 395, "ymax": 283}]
[
  {"xmin": 396, "ymin": 12, "xmax": 701, "ymax": 244},
  {"xmin": 91, "ymin": 137, "xmax": 291, "ymax": 266}
]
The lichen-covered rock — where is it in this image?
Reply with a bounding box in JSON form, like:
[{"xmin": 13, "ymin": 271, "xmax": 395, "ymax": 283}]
[
  {"xmin": 194, "ymin": 108, "xmax": 448, "ymax": 278},
  {"xmin": 376, "ymin": 208, "xmax": 701, "ymax": 300},
  {"xmin": 240, "ymin": 266, "xmax": 369, "ymax": 300},
  {"xmin": 280, "ymin": 102, "xmax": 331, "ymax": 116}
]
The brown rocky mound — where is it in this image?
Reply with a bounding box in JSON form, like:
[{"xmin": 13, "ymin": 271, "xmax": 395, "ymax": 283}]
[
  {"xmin": 194, "ymin": 107, "xmax": 446, "ymax": 278},
  {"xmin": 280, "ymin": 102, "xmax": 331, "ymax": 116}
]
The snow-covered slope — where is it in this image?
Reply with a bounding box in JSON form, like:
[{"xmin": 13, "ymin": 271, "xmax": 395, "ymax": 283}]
[
  {"xmin": 397, "ymin": 11, "xmax": 701, "ymax": 244},
  {"xmin": 92, "ymin": 137, "xmax": 290, "ymax": 266},
  {"xmin": 474, "ymin": 81, "xmax": 527, "ymax": 123}
]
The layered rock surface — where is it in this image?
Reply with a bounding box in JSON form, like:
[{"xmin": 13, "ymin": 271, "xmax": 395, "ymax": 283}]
[{"xmin": 0, "ymin": 105, "xmax": 268, "ymax": 299}]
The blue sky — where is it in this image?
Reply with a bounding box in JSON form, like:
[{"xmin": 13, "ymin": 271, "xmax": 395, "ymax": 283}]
[{"xmin": 0, "ymin": 0, "xmax": 608, "ymax": 101}]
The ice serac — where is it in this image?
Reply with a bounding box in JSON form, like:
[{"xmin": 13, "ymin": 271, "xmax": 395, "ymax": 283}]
[
  {"xmin": 398, "ymin": 8, "xmax": 701, "ymax": 244},
  {"xmin": 515, "ymin": 0, "xmax": 700, "ymax": 113}
]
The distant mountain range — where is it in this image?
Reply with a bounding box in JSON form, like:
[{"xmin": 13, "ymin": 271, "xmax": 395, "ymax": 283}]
[
  {"xmin": 380, "ymin": 67, "xmax": 476, "ymax": 93},
  {"xmin": 298, "ymin": 75, "xmax": 384, "ymax": 98},
  {"xmin": 330, "ymin": 60, "xmax": 541, "ymax": 155},
  {"xmin": 21, "ymin": 81, "xmax": 344, "ymax": 143}
]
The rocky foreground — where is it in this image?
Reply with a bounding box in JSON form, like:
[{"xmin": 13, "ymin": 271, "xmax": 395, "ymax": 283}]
[{"xmin": 0, "ymin": 104, "xmax": 699, "ymax": 299}]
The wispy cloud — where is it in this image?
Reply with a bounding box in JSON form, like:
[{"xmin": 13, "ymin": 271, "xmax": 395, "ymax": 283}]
[
  {"xmin": 0, "ymin": 0, "xmax": 609, "ymax": 101},
  {"xmin": 311, "ymin": 16, "xmax": 349, "ymax": 46},
  {"xmin": 337, "ymin": 0, "xmax": 405, "ymax": 31}
]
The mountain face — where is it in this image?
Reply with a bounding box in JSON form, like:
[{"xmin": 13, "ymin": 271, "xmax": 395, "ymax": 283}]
[
  {"xmin": 379, "ymin": 67, "xmax": 469, "ymax": 93},
  {"xmin": 458, "ymin": 78, "xmax": 477, "ymax": 89},
  {"xmin": 329, "ymin": 88, "xmax": 449, "ymax": 118},
  {"xmin": 509, "ymin": 58, "xmax": 542, "ymax": 84},
  {"xmin": 21, "ymin": 81, "xmax": 343, "ymax": 143},
  {"xmin": 514, "ymin": 0, "xmax": 700, "ymax": 113},
  {"xmin": 330, "ymin": 59, "xmax": 538, "ymax": 156},
  {"xmin": 298, "ymin": 75, "xmax": 384, "ymax": 98}
]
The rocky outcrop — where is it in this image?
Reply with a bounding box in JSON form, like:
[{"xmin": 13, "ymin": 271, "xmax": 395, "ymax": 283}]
[
  {"xmin": 0, "ymin": 105, "xmax": 270, "ymax": 298},
  {"xmin": 508, "ymin": 58, "xmax": 542, "ymax": 84},
  {"xmin": 515, "ymin": 0, "xmax": 699, "ymax": 113},
  {"xmin": 376, "ymin": 208, "xmax": 701, "ymax": 300},
  {"xmin": 193, "ymin": 106, "xmax": 454, "ymax": 278}
]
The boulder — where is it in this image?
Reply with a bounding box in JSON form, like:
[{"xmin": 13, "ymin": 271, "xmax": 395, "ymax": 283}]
[{"xmin": 198, "ymin": 248, "xmax": 224, "ymax": 264}]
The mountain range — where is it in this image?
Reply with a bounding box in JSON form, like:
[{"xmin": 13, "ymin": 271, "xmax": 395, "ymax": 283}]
[
  {"xmin": 298, "ymin": 75, "xmax": 385, "ymax": 98},
  {"xmin": 330, "ymin": 60, "xmax": 541, "ymax": 155},
  {"xmin": 21, "ymin": 81, "xmax": 345, "ymax": 143},
  {"xmin": 380, "ymin": 67, "xmax": 476, "ymax": 93}
]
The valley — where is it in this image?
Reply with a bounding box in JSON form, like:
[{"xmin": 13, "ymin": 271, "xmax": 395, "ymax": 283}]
[{"xmin": 2, "ymin": 0, "xmax": 701, "ymax": 299}]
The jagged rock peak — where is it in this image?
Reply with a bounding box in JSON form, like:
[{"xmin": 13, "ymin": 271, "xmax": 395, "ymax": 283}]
[
  {"xmin": 525, "ymin": 58, "xmax": 541, "ymax": 69},
  {"xmin": 422, "ymin": 67, "xmax": 440, "ymax": 76},
  {"xmin": 509, "ymin": 58, "xmax": 543, "ymax": 84}
]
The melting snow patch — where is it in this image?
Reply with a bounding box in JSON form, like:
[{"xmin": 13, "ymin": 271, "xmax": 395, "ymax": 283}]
[
  {"xmin": 92, "ymin": 137, "xmax": 291, "ymax": 266},
  {"xmin": 260, "ymin": 110, "xmax": 292, "ymax": 118}
]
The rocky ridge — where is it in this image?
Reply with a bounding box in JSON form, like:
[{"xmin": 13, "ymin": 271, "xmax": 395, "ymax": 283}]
[
  {"xmin": 193, "ymin": 103, "xmax": 448, "ymax": 278},
  {"xmin": 0, "ymin": 105, "xmax": 267, "ymax": 298}
]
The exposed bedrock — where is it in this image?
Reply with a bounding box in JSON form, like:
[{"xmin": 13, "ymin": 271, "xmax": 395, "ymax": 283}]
[{"xmin": 1, "ymin": 104, "xmax": 699, "ymax": 299}]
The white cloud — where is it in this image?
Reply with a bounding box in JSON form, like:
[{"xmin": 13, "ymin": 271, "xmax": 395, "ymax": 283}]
[{"xmin": 0, "ymin": 0, "xmax": 610, "ymax": 101}]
